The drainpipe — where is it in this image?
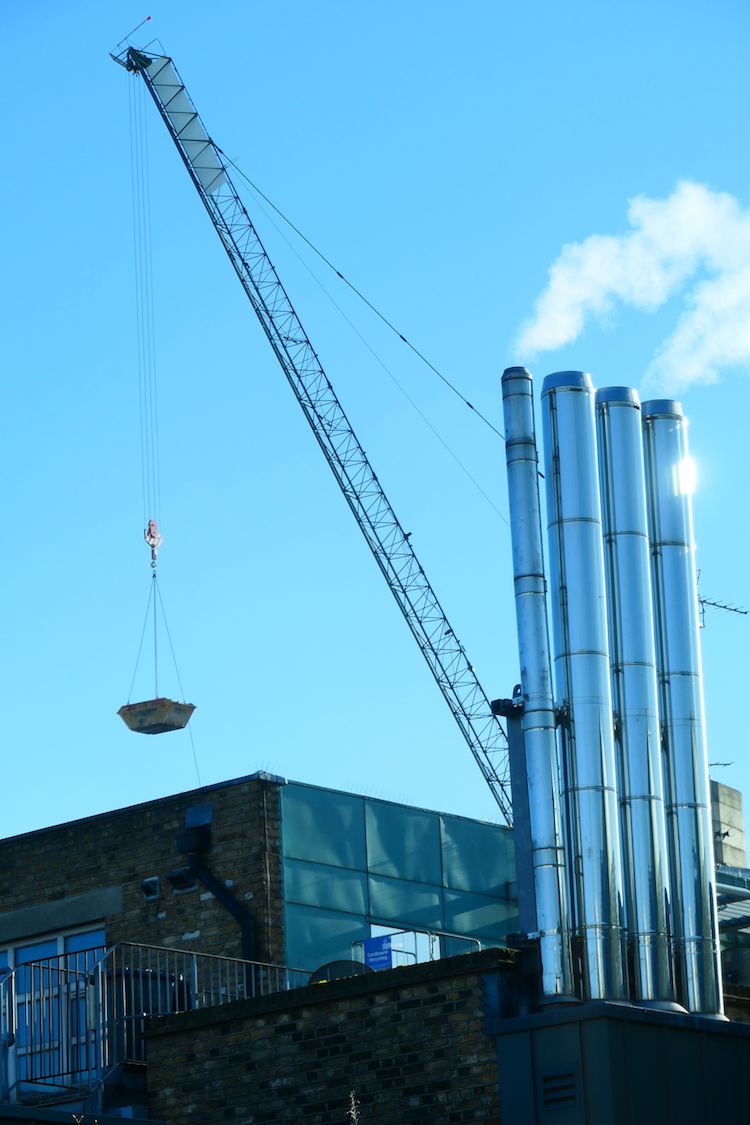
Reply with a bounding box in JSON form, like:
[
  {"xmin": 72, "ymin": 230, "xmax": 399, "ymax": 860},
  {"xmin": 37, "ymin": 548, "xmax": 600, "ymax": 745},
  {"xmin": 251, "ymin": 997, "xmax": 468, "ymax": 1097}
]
[
  {"xmin": 185, "ymin": 854, "xmax": 256, "ymax": 961},
  {"xmin": 175, "ymin": 827, "xmax": 256, "ymax": 961}
]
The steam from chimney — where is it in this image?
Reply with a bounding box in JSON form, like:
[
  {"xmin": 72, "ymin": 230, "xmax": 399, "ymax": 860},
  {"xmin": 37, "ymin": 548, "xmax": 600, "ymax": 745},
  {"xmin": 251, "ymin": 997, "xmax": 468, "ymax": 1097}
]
[{"xmin": 515, "ymin": 181, "xmax": 750, "ymax": 392}]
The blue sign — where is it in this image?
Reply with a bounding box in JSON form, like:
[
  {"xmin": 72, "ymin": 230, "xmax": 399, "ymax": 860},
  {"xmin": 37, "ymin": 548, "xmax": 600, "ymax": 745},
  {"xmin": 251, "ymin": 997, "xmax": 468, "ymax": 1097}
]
[{"xmin": 363, "ymin": 934, "xmax": 392, "ymax": 970}]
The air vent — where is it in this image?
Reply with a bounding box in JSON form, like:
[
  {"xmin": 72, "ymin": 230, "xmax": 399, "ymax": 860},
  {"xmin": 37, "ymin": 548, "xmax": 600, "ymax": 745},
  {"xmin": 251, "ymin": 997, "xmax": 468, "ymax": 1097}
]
[{"xmin": 542, "ymin": 1070, "xmax": 578, "ymax": 1113}]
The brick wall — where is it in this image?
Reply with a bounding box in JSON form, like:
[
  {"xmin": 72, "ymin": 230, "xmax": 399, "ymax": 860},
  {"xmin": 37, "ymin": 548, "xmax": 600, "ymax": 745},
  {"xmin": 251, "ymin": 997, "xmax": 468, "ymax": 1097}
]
[
  {"xmin": 0, "ymin": 775, "xmax": 284, "ymax": 964},
  {"xmin": 143, "ymin": 948, "xmax": 520, "ymax": 1124}
]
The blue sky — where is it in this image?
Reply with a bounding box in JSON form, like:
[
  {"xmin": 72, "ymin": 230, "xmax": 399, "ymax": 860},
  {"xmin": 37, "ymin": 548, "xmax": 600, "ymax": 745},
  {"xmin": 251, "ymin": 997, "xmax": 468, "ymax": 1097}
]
[{"xmin": 2, "ymin": 0, "xmax": 750, "ymax": 838}]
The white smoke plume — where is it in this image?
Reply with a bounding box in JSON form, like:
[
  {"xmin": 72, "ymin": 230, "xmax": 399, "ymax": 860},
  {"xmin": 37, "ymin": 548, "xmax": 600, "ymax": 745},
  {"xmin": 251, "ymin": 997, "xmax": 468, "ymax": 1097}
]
[{"xmin": 515, "ymin": 181, "xmax": 750, "ymax": 390}]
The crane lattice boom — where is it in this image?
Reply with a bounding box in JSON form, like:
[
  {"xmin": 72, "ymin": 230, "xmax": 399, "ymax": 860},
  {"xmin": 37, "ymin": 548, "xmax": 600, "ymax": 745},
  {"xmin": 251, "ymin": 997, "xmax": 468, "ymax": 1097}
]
[{"xmin": 113, "ymin": 46, "xmax": 512, "ymax": 824}]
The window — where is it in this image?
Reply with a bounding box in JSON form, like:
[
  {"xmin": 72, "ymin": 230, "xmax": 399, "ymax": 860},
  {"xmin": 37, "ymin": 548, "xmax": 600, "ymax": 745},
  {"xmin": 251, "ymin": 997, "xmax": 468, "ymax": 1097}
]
[{"xmin": 0, "ymin": 927, "xmax": 106, "ymax": 1100}]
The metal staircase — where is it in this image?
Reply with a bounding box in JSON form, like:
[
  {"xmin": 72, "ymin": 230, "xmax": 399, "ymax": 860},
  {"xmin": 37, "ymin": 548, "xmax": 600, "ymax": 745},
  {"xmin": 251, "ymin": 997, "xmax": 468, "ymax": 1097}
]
[{"xmin": 0, "ymin": 943, "xmax": 309, "ymax": 1115}]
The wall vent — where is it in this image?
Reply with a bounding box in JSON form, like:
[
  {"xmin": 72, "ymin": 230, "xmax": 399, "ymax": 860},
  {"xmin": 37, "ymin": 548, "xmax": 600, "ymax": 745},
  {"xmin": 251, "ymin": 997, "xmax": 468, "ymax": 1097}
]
[{"xmin": 541, "ymin": 1070, "xmax": 578, "ymax": 1113}]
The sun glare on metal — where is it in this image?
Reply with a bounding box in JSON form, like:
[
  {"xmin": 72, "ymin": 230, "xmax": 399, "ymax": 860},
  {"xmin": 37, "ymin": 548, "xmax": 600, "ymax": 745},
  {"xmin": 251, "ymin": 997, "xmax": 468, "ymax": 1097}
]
[{"xmin": 677, "ymin": 455, "xmax": 697, "ymax": 495}]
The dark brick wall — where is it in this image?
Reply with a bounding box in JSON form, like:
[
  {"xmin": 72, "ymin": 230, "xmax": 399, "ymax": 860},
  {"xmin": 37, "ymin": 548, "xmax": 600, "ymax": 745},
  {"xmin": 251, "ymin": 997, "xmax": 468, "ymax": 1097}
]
[
  {"xmin": 0, "ymin": 775, "xmax": 283, "ymax": 964},
  {"xmin": 144, "ymin": 948, "xmax": 519, "ymax": 1124}
]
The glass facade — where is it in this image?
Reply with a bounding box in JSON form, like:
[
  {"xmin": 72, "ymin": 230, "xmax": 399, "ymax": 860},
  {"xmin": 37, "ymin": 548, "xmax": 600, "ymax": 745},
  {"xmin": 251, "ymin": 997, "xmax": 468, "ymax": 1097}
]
[{"xmin": 281, "ymin": 783, "xmax": 518, "ymax": 971}]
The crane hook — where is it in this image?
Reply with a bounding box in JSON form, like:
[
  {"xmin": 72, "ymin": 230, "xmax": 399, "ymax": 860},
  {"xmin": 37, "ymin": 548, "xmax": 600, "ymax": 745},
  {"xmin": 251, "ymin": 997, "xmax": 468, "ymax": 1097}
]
[{"xmin": 144, "ymin": 519, "xmax": 163, "ymax": 568}]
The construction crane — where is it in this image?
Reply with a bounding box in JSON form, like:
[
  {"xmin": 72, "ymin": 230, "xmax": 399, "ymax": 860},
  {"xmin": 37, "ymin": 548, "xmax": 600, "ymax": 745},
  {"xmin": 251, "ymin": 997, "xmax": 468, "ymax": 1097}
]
[{"xmin": 112, "ymin": 45, "xmax": 512, "ymax": 825}]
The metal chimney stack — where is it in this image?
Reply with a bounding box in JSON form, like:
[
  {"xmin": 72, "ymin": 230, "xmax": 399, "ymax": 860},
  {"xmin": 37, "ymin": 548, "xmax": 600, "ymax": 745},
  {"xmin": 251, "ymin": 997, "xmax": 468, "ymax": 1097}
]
[
  {"xmin": 541, "ymin": 372, "xmax": 627, "ymax": 1001},
  {"xmin": 641, "ymin": 400, "xmax": 723, "ymax": 1016},
  {"xmin": 502, "ymin": 370, "xmax": 722, "ymax": 1014},
  {"xmin": 501, "ymin": 367, "xmax": 576, "ymax": 1003},
  {"xmin": 595, "ymin": 388, "xmax": 675, "ymax": 1008}
]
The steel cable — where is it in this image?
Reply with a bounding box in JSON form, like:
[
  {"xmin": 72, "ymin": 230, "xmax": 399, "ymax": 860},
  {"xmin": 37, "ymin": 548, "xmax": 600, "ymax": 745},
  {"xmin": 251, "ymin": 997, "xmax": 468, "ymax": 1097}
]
[{"xmin": 216, "ymin": 149, "xmax": 506, "ymax": 443}]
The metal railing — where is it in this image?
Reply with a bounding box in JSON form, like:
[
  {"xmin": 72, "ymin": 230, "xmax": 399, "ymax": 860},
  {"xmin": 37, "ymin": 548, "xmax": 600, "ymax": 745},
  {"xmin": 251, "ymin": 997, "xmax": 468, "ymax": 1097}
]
[
  {"xmin": 0, "ymin": 943, "xmax": 309, "ymax": 1103},
  {"xmin": 352, "ymin": 926, "xmax": 483, "ymax": 967}
]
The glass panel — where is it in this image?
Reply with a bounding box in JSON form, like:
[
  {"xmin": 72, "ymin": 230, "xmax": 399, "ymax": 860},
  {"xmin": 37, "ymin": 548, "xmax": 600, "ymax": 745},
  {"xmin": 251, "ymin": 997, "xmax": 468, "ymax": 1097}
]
[
  {"xmin": 282, "ymin": 784, "xmax": 366, "ymax": 870},
  {"xmin": 284, "ymin": 858, "xmax": 367, "ymax": 915},
  {"xmin": 65, "ymin": 929, "xmax": 105, "ymax": 954},
  {"xmin": 440, "ymin": 934, "xmax": 483, "ymax": 958},
  {"xmin": 440, "ymin": 815, "xmax": 516, "ymax": 894},
  {"xmin": 65, "ymin": 929, "xmax": 106, "ymax": 970},
  {"xmin": 15, "ymin": 939, "xmax": 58, "ymax": 992},
  {"xmin": 365, "ymin": 801, "xmax": 442, "ymax": 885},
  {"xmin": 368, "ymin": 875, "xmax": 443, "ymax": 931},
  {"xmin": 284, "ymin": 903, "xmax": 369, "ymax": 972},
  {"xmin": 370, "ymin": 924, "xmax": 431, "ymax": 965},
  {"xmin": 443, "ymin": 889, "xmax": 519, "ymax": 941},
  {"xmin": 16, "ymin": 939, "xmax": 58, "ymax": 965}
]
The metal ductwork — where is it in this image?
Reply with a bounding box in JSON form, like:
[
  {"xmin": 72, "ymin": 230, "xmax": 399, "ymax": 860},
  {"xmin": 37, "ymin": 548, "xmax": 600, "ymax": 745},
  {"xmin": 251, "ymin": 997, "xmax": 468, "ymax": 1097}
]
[
  {"xmin": 595, "ymin": 388, "xmax": 676, "ymax": 1008},
  {"xmin": 541, "ymin": 371, "xmax": 627, "ymax": 1002},
  {"xmin": 641, "ymin": 399, "xmax": 723, "ymax": 1016},
  {"xmin": 501, "ymin": 367, "xmax": 576, "ymax": 1004}
]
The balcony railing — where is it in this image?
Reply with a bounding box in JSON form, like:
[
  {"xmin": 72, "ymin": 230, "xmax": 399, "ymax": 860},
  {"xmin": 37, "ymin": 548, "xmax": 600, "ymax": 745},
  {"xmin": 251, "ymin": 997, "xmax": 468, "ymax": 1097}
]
[
  {"xmin": 0, "ymin": 942, "xmax": 310, "ymax": 1105},
  {"xmin": 352, "ymin": 926, "xmax": 483, "ymax": 966}
]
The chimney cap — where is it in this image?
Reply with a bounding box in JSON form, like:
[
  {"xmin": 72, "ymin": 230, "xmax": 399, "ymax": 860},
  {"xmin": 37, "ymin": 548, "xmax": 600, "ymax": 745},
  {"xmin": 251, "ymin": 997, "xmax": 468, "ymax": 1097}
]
[
  {"xmin": 642, "ymin": 398, "xmax": 683, "ymax": 419},
  {"xmin": 501, "ymin": 366, "xmax": 533, "ymax": 381},
  {"xmin": 542, "ymin": 370, "xmax": 593, "ymax": 394},
  {"xmin": 595, "ymin": 386, "xmax": 640, "ymax": 406}
]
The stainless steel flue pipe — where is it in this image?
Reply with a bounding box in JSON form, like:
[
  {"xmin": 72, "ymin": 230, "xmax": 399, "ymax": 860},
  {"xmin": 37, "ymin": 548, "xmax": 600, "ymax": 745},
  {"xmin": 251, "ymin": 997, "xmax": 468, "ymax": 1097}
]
[
  {"xmin": 642, "ymin": 400, "xmax": 723, "ymax": 1016},
  {"xmin": 542, "ymin": 372, "xmax": 627, "ymax": 1001},
  {"xmin": 502, "ymin": 367, "xmax": 576, "ymax": 1002},
  {"xmin": 596, "ymin": 388, "xmax": 675, "ymax": 1007}
]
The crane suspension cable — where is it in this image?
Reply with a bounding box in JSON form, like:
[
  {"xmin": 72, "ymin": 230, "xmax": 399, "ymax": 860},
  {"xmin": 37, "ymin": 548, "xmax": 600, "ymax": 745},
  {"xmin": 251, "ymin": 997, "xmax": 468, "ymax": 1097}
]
[
  {"xmin": 155, "ymin": 579, "xmax": 202, "ymax": 785},
  {"xmin": 215, "ymin": 148, "xmax": 506, "ymax": 444},
  {"xmin": 126, "ymin": 65, "xmax": 201, "ymax": 786},
  {"xmin": 238, "ymin": 178, "xmax": 510, "ymax": 526},
  {"xmin": 127, "ymin": 576, "xmax": 155, "ymax": 703},
  {"xmin": 125, "ymin": 572, "xmax": 201, "ymax": 785},
  {"xmin": 129, "ymin": 73, "xmax": 161, "ymax": 530}
]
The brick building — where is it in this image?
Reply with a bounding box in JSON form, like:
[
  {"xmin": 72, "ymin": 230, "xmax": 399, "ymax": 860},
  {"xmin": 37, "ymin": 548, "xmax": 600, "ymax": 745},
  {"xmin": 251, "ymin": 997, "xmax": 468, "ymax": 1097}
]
[
  {"xmin": 0, "ymin": 771, "xmax": 517, "ymax": 1120},
  {"xmin": 3, "ymin": 773, "xmax": 750, "ymax": 1124}
]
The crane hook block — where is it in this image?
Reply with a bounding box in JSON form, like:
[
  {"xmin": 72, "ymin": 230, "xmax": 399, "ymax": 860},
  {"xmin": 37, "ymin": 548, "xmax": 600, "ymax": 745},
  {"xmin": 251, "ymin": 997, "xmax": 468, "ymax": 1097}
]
[
  {"xmin": 145, "ymin": 519, "xmax": 163, "ymax": 568},
  {"xmin": 118, "ymin": 698, "xmax": 196, "ymax": 735}
]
